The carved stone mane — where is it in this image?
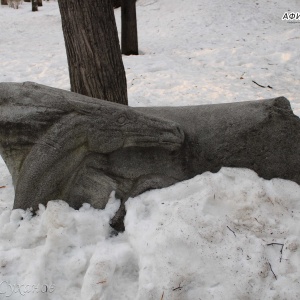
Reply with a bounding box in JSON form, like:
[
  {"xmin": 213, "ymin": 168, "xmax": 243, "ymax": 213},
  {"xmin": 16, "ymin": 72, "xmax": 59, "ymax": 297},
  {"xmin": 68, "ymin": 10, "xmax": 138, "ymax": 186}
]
[{"xmin": 1, "ymin": 82, "xmax": 300, "ymax": 230}]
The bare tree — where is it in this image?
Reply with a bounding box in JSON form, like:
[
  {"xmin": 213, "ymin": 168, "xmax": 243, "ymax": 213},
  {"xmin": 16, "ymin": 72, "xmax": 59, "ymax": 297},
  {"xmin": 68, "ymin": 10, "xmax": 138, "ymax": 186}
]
[
  {"xmin": 121, "ymin": 0, "xmax": 138, "ymax": 55},
  {"xmin": 38, "ymin": 0, "xmax": 42, "ymax": 6},
  {"xmin": 1, "ymin": 0, "xmax": 8, "ymax": 4},
  {"xmin": 58, "ymin": 0, "xmax": 128, "ymax": 105}
]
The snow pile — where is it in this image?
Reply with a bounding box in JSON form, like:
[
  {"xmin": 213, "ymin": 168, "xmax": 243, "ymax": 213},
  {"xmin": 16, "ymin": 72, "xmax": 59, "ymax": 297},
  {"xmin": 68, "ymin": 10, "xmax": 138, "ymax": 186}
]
[
  {"xmin": 125, "ymin": 168, "xmax": 300, "ymax": 299},
  {"xmin": 0, "ymin": 184, "xmax": 121, "ymax": 300},
  {"xmin": 0, "ymin": 168, "xmax": 299, "ymax": 299}
]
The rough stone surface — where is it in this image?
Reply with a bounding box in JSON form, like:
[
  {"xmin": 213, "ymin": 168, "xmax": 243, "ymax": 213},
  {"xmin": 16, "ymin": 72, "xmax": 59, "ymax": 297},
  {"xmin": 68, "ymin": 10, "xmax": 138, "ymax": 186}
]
[{"xmin": 0, "ymin": 82, "xmax": 300, "ymax": 230}]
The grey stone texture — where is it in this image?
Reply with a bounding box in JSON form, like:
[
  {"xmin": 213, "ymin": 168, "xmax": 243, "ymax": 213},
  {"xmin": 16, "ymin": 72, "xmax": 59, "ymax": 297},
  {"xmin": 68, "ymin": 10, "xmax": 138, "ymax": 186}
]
[{"xmin": 0, "ymin": 82, "xmax": 300, "ymax": 230}]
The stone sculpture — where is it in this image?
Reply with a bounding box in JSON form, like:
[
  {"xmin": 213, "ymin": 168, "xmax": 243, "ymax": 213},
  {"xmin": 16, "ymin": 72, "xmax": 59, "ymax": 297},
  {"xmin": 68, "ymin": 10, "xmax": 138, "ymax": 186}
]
[{"xmin": 0, "ymin": 82, "xmax": 300, "ymax": 230}]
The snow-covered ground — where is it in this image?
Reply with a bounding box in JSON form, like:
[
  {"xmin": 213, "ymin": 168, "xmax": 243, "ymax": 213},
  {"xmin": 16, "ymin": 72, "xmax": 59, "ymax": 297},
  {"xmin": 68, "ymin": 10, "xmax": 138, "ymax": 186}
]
[{"xmin": 0, "ymin": 0, "xmax": 300, "ymax": 299}]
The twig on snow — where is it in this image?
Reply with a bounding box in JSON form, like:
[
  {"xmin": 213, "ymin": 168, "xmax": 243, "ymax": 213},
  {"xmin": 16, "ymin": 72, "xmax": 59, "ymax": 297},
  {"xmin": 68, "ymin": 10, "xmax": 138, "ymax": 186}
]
[
  {"xmin": 227, "ymin": 226, "xmax": 236, "ymax": 237},
  {"xmin": 267, "ymin": 243, "xmax": 284, "ymax": 262},
  {"xmin": 268, "ymin": 262, "xmax": 277, "ymax": 280},
  {"xmin": 252, "ymin": 80, "xmax": 273, "ymax": 89},
  {"xmin": 172, "ymin": 283, "xmax": 183, "ymax": 291},
  {"xmin": 252, "ymin": 80, "xmax": 266, "ymax": 88}
]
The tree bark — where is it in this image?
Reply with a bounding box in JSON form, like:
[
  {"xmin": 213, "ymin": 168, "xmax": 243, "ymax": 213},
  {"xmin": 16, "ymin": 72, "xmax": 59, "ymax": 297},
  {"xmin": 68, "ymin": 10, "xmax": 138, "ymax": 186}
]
[
  {"xmin": 24, "ymin": 0, "xmax": 30, "ymax": 2},
  {"xmin": 32, "ymin": 0, "xmax": 38, "ymax": 11},
  {"xmin": 58, "ymin": 0, "xmax": 128, "ymax": 105},
  {"xmin": 113, "ymin": 0, "xmax": 121, "ymax": 8},
  {"xmin": 1, "ymin": 0, "xmax": 8, "ymax": 5},
  {"xmin": 38, "ymin": 0, "xmax": 42, "ymax": 6},
  {"xmin": 121, "ymin": 0, "xmax": 138, "ymax": 55}
]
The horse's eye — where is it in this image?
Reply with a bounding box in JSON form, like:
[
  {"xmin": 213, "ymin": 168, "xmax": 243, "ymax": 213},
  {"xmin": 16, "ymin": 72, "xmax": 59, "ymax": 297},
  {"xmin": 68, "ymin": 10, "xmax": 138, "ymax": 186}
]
[{"xmin": 118, "ymin": 115, "xmax": 126, "ymax": 124}]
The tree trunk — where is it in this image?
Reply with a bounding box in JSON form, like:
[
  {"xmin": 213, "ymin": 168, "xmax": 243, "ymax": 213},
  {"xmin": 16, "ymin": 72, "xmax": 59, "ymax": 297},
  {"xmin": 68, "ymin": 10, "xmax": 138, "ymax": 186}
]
[
  {"xmin": 38, "ymin": 0, "xmax": 42, "ymax": 6},
  {"xmin": 1, "ymin": 0, "xmax": 8, "ymax": 4},
  {"xmin": 24, "ymin": 0, "xmax": 30, "ymax": 2},
  {"xmin": 113, "ymin": 0, "xmax": 121, "ymax": 8},
  {"xmin": 121, "ymin": 0, "xmax": 138, "ymax": 55},
  {"xmin": 58, "ymin": 0, "xmax": 128, "ymax": 105},
  {"xmin": 32, "ymin": 0, "xmax": 38, "ymax": 11}
]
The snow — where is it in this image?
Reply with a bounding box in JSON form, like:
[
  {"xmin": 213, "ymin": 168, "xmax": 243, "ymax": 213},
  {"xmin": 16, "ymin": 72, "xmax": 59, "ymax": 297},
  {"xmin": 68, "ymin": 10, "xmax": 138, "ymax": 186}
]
[
  {"xmin": 0, "ymin": 0, "xmax": 300, "ymax": 299},
  {"xmin": 125, "ymin": 169, "xmax": 300, "ymax": 299}
]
